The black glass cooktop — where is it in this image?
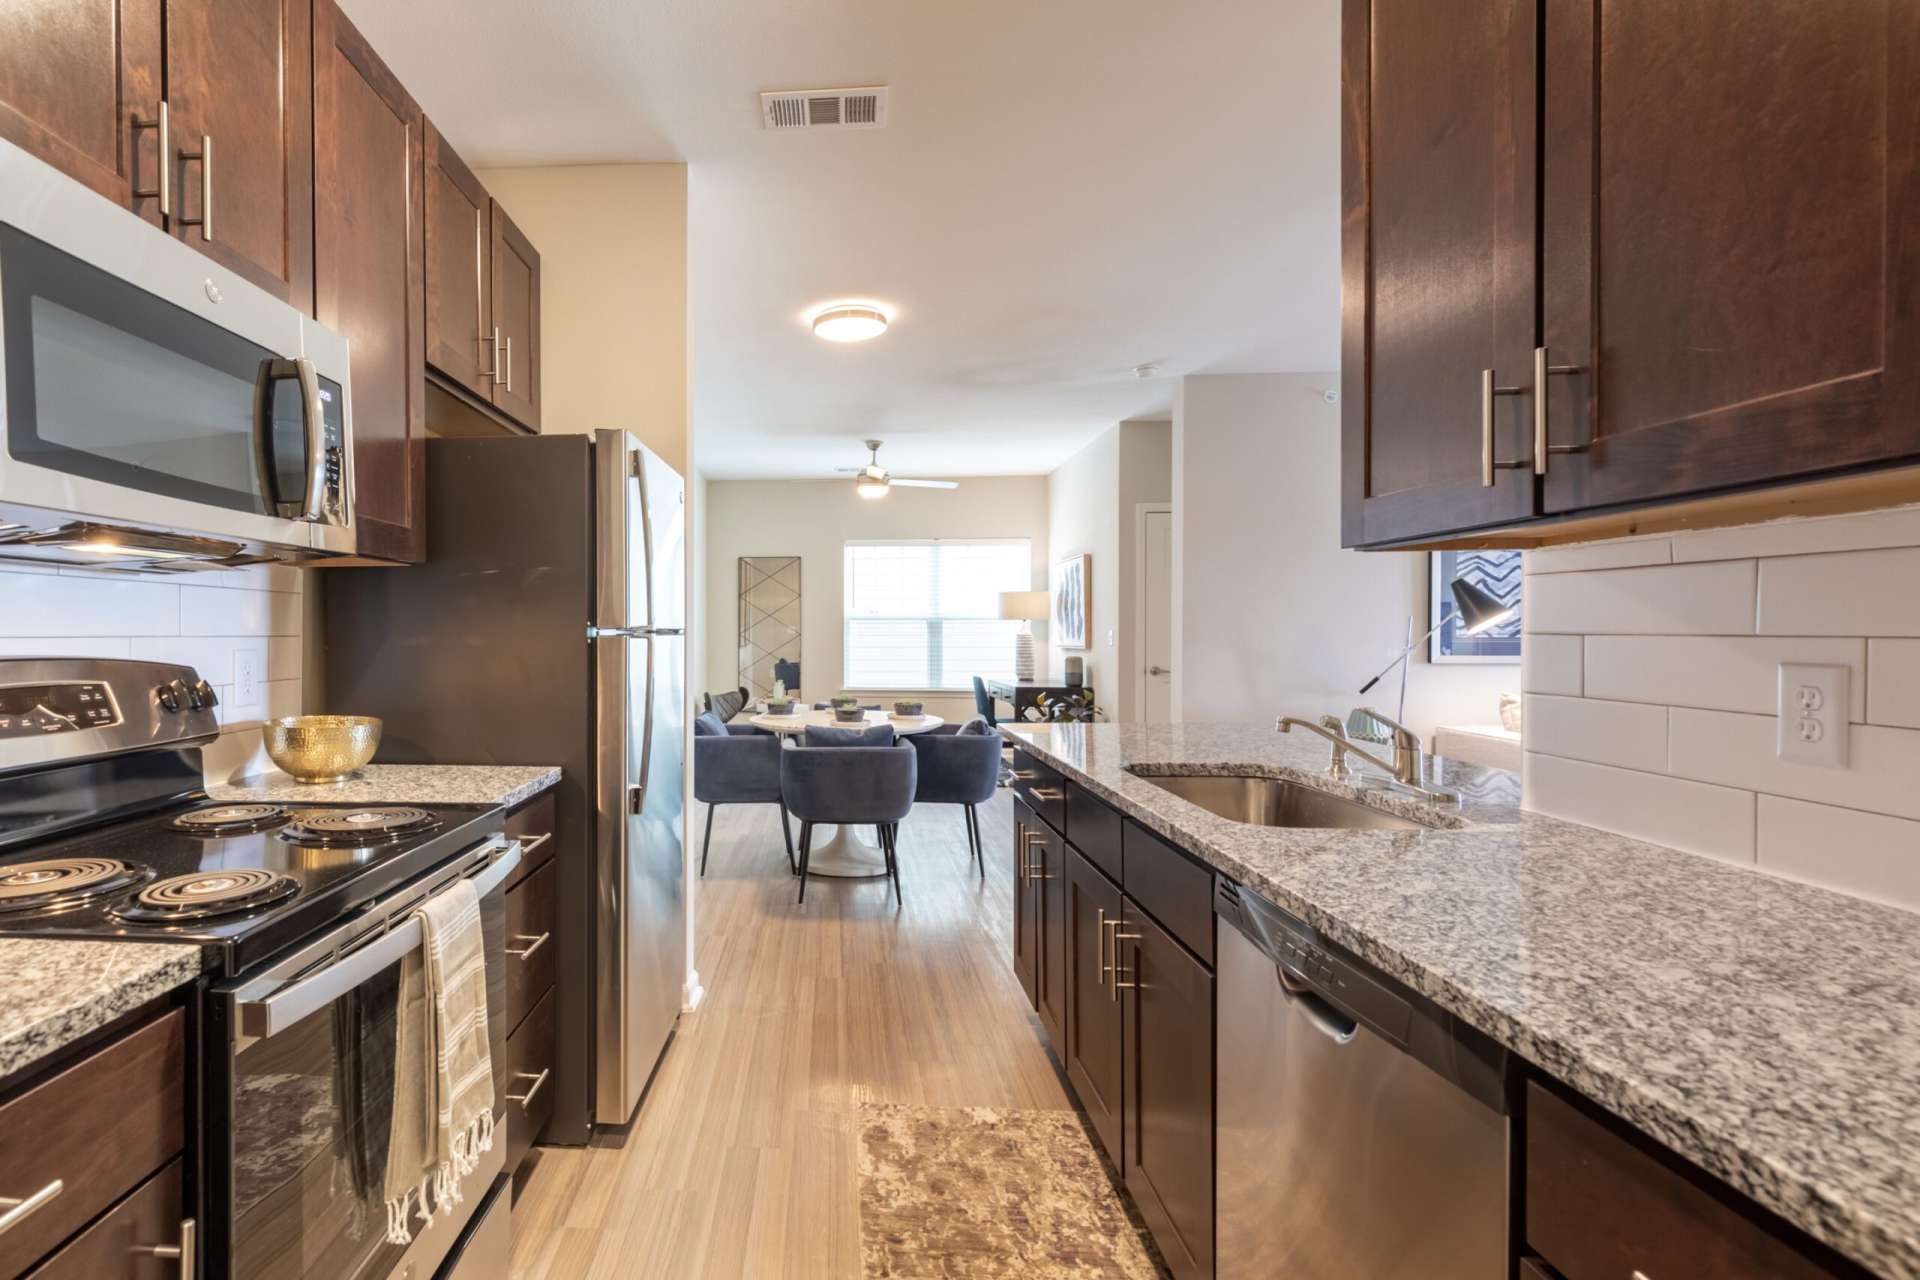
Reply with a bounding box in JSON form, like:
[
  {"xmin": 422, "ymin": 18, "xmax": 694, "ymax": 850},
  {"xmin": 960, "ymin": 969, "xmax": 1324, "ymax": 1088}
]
[{"xmin": 0, "ymin": 799, "xmax": 504, "ymax": 975}]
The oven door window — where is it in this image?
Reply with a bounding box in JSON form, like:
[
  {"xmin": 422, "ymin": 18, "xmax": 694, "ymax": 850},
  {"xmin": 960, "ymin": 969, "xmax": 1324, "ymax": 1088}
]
[
  {"xmin": 221, "ymin": 897, "xmax": 506, "ymax": 1280},
  {"xmin": 0, "ymin": 222, "xmax": 307, "ymax": 516}
]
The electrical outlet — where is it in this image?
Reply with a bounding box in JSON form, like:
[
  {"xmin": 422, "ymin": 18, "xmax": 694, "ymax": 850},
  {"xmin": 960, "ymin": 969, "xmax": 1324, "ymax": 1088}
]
[
  {"xmin": 234, "ymin": 649, "xmax": 262, "ymax": 712},
  {"xmin": 1777, "ymin": 663, "xmax": 1848, "ymax": 768}
]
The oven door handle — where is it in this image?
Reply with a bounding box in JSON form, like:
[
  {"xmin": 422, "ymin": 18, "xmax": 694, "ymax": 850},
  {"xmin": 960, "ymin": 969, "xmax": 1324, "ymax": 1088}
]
[{"xmin": 234, "ymin": 841, "xmax": 522, "ymax": 1040}]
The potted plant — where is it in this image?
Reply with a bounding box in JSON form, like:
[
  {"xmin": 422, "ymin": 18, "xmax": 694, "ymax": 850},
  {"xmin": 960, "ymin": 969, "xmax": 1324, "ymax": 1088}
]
[{"xmin": 1025, "ymin": 689, "xmax": 1103, "ymax": 723}]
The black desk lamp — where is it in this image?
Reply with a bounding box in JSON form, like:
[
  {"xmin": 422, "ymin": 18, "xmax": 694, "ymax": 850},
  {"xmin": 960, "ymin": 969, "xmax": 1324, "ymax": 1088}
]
[{"xmin": 1357, "ymin": 577, "xmax": 1518, "ymax": 697}]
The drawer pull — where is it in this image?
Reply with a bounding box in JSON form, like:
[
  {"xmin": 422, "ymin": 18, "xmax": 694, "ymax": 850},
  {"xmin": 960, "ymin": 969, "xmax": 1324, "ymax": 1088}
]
[
  {"xmin": 507, "ymin": 1068, "xmax": 550, "ymax": 1108},
  {"xmin": 0, "ymin": 1179, "xmax": 62, "ymax": 1238},
  {"xmin": 506, "ymin": 931, "xmax": 551, "ymax": 960},
  {"xmin": 1011, "ymin": 770, "xmax": 1036, "ymax": 781},
  {"xmin": 516, "ymin": 831, "xmax": 553, "ymax": 857},
  {"xmin": 134, "ymin": 1217, "xmax": 197, "ymax": 1278},
  {"xmin": 1030, "ymin": 787, "xmax": 1064, "ymax": 802}
]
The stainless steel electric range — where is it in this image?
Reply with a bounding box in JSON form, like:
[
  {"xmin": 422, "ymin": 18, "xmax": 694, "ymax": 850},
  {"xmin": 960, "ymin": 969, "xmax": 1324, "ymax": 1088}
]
[{"xmin": 0, "ymin": 658, "xmax": 520, "ymax": 1280}]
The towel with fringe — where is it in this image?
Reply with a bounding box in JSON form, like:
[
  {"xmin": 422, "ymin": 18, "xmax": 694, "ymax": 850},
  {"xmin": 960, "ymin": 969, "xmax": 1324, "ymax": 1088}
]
[{"xmin": 383, "ymin": 876, "xmax": 495, "ymax": 1244}]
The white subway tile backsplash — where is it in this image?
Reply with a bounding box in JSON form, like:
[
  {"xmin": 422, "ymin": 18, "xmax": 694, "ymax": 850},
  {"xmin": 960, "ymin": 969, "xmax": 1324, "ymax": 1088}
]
[
  {"xmin": 0, "ymin": 636, "xmax": 133, "ymax": 658},
  {"xmin": 179, "ymin": 584, "xmax": 301, "ymax": 637},
  {"xmin": 1523, "ymin": 751, "xmax": 1755, "ymax": 863},
  {"xmin": 0, "ymin": 571, "xmax": 179, "ymax": 636},
  {"xmin": 1524, "ymin": 538, "xmax": 1672, "ymax": 575},
  {"xmin": 1668, "ymin": 708, "xmax": 1920, "ymax": 823},
  {"xmin": 1524, "ymin": 560, "xmax": 1756, "ymax": 636},
  {"xmin": 1672, "ymin": 504, "xmax": 1920, "ymax": 564},
  {"xmin": 1757, "ymin": 796, "xmax": 1920, "ymax": 913},
  {"xmin": 1868, "ymin": 639, "xmax": 1920, "ymax": 729},
  {"xmin": 1757, "ymin": 547, "xmax": 1920, "ymax": 636},
  {"xmin": 1584, "ymin": 635, "xmax": 1866, "ymax": 720},
  {"xmin": 1524, "ymin": 694, "xmax": 1668, "ymax": 772},
  {"xmin": 1521, "ymin": 634, "xmax": 1583, "ymax": 696}
]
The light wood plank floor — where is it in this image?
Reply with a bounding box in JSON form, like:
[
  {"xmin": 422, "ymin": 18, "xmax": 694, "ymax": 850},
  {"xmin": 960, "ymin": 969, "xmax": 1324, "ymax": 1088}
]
[{"xmin": 508, "ymin": 789, "xmax": 1078, "ymax": 1279}]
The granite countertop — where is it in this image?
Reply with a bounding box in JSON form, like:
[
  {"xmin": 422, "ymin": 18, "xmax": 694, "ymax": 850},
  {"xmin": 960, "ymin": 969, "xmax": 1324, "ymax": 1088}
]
[
  {"xmin": 0, "ymin": 939, "xmax": 202, "ymax": 1081},
  {"xmin": 1002, "ymin": 722, "xmax": 1920, "ymax": 1279},
  {"xmin": 210, "ymin": 763, "xmax": 560, "ymax": 809}
]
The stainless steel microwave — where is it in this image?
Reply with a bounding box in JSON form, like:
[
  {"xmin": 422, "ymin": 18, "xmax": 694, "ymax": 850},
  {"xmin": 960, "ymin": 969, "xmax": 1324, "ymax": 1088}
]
[{"xmin": 0, "ymin": 137, "xmax": 354, "ymax": 568}]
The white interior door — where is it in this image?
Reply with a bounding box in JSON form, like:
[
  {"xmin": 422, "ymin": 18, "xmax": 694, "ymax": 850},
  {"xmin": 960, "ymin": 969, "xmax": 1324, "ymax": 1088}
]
[{"xmin": 1143, "ymin": 508, "xmax": 1173, "ymax": 722}]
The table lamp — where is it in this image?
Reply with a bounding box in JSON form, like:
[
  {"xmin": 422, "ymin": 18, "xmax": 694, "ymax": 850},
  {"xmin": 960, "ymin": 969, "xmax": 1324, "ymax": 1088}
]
[{"xmin": 999, "ymin": 591, "xmax": 1050, "ymax": 682}]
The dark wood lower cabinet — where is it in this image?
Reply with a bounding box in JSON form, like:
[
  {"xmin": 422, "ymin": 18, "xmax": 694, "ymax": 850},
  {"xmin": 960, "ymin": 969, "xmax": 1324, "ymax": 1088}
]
[
  {"xmin": 1035, "ymin": 822, "xmax": 1067, "ymax": 1060},
  {"xmin": 1012, "ymin": 802, "xmax": 1039, "ymax": 1008},
  {"xmin": 1064, "ymin": 848, "xmax": 1124, "ymax": 1164},
  {"xmin": 1120, "ymin": 904, "xmax": 1214, "ymax": 1280},
  {"xmin": 23, "ymin": 1160, "xmax": 183, "ymax": 1280}
]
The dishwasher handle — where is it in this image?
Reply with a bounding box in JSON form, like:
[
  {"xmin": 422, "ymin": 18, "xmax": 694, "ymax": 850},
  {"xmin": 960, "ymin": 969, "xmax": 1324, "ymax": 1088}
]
[{"xmin": 1278, "ymin": 964, "xmax": 1358, "ymax": 1044}]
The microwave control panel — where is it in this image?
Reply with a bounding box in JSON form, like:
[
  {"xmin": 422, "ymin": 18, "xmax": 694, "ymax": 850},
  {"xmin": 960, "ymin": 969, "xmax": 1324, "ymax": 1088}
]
[{"xmin": 0, "ymin": 682, "xmax": 121, "ymax": 738}]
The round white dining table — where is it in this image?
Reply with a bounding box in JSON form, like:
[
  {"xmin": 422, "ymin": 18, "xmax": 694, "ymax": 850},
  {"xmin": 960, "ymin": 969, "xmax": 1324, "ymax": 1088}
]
[{"xmin": 746, "ymin": 707, "xmax": 945, "ymax": 877}]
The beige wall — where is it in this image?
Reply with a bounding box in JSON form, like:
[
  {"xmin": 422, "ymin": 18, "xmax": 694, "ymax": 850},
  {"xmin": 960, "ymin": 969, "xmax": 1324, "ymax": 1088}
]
[
  {"xmin": 703, "ymin": 478, "xmax": 1050, "ymax": 723},
  {"xmin": 477, "ymin": 164, "xmax": 688, "ymax": 472}
]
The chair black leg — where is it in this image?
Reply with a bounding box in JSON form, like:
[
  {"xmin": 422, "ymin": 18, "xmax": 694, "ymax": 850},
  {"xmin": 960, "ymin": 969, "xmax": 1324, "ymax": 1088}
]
[
  {"xmin": 882, "ymin": 823, "xmax": 902, "ymax": 906},
  {"xmin": 965, "ymin": 805, "xmax": 983, "ymax": 877},
  {"xmin": 700, "ymin": 803, "xmax": 716, "ymax": 877},
  {"xmin": 796, "ymin": 821, "xmax": 814, "ymax": 904},
  {"xmin": 778, "ymin": 804, "xmax": 796, "ymax": 874}
]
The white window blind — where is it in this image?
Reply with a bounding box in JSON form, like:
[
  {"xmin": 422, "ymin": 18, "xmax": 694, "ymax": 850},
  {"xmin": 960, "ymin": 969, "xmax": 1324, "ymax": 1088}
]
[{"xmin": 843, "ymin": 539, "xmax": 1030, "ymax": 691}]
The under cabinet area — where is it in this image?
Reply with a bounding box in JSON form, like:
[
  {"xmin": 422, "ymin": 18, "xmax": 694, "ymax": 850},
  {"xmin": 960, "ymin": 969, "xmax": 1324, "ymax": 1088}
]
[{"xmin": 1343, "ymin": 0, "xmax": 1920, "ymax": 550}]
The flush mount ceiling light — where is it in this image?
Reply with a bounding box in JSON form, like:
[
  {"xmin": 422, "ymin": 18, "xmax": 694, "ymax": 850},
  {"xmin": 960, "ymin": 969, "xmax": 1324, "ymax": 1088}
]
[{"xmin": 808, "ymin": 303, "xmax": 889, "ymax": 343}]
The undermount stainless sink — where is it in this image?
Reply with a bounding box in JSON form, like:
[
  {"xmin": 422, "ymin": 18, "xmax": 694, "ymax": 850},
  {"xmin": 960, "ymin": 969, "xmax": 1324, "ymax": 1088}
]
[{"xmin": 1128, "ymin": 771, "xmax": 1433, "ymax": 831}]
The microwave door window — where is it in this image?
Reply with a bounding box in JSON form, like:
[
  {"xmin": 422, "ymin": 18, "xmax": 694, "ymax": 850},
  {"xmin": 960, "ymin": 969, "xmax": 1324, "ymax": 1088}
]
[{"xmin": 0, "ymin": 222, "xmax": 278, "ymax": 516}]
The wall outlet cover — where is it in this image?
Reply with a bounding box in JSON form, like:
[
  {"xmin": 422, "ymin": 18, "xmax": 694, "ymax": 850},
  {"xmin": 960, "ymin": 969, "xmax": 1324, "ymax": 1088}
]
[
  {"xmin": 234, "ymin": 649, "xmax": 263, "ymax": 712},
  {"xmin": 1777, "ymin": 662, "xmax": 1848, "ymax": 768}
]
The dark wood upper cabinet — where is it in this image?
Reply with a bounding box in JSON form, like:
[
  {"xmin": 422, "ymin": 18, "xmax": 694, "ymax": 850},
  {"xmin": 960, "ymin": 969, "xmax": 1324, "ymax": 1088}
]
[
  {"xmin": 425, "ymin": 120, "xmax": 493, "ymax": 398},
  {"xmin": 1120, "ymin": 902, "xmax": 1214, "ymax": 1280},
  {"xmin": 489, "ymin": 198, "xmax": 541, "ymax": 430},
  {"xmin": 163, "ymin": 0, "xmax": 313, "ymax": 307},
  {"xmin": 1341, "ymin": 0, "xmax": 1539, "ymax": 548},
  {"xmin": 0, "ymin": 0, "xmax": 164, "ymax": 226},
  {"xmin": 313, "ymin": 0, "xmax": 426, "ymax": 563},
  {"xmin": 1539, "ymin": 0, "xmax": 1920, "ymax": 516},
  {"xmin": 1345, "ymin": 0, "xmax": 1920, "ymax": 548}
]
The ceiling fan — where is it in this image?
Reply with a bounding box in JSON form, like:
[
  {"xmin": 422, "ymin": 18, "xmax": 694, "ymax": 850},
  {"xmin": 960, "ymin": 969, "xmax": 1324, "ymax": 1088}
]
[{"xmin": 834, "ymin": 439, "xmax": 959, "ymax": 499}]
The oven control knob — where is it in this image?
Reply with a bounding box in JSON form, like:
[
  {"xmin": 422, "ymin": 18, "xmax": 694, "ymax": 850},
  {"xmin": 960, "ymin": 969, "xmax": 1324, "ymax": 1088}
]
[
  {"xmin": 196, "ymin": 680, "xmax": 219, "ymax": 709},
  {"xmin": 186, "ymin": 680, "xmax": 217, "ymax": 712},
  {"xmin": 156, "ymin": 684, "xmax": 181, "ymax": 713}
]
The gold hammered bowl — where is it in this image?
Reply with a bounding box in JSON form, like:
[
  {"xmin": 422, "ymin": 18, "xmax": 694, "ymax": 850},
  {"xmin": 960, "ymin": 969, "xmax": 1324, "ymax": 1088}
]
[{"xmin": 262, "ymin": 715, "xmax": 382, "ymax": 783}]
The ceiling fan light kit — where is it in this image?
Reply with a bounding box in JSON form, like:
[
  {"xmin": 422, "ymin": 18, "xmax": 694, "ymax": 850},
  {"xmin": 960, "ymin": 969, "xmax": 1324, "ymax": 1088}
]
[{"xmin": 838, "ymin": 440, "xmax": 958, "ymax": 498}]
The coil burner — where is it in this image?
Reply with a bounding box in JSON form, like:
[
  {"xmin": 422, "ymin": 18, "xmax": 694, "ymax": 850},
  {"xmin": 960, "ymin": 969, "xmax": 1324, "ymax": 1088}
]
[
  {"xmin": 0, "ymin": 858, "xmax": 149, "ymax": 915},
  {"xmin": 172, "ymin": 803, "xmax": 288, "ymax": 835},
  {"xmin": 111, "ymin": 868, "xmax": 299, "ymax": 924},
  {"xmin": 281, "ymin": 807, "xmax": 439, "ymax": 847}
]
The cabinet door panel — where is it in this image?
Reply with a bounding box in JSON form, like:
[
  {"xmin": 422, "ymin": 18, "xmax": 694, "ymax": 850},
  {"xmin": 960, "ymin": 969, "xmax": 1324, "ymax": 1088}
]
[
  {"xmin": 0, "ymin": 0, "xmax": 164, "ymax": 222},
  {"xmin": 164, "ymin": 0, "xmax": 313, "ymax": 305},
  {"xmin": 1036, "ymin": 823, "xmax": 1067, "ymax": 1060},
  {"xmin": 1012, "ymin": 804, "xmax": 1039, "ymax": 1009},
  {"xmin": 489, "ymin": 199, "xmax": 540, "ymax": 429},
  {"xmin": 1121, "ymin": 905, "xmax": 1214, "ymax": 1280},
  {"xmin": 425, "ymin": 120, "xmax": 491, "ymax": 395},
  {"xmin": 314, "ymin": 0, "xmax": 425, "ymax": 562},
  {"xmin": 1341, "ymin": 0, "xmax": 1538, "ymax": 546},
  {"xmin": 1542, "ymin": 0, "xmax": 1920, "ymax": 513},
  {"xmin": 1064, "ymin": 848, "xmax": 1124, "ymax": 1165}
]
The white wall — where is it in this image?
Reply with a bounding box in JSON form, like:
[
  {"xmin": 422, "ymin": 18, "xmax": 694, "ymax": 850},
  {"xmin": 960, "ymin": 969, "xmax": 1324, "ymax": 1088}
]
[
  {"xmin": 0, "ymin": 561, "xmax": 311, "ymax": 782},
  {"xmin": 1522, "ymin": 505, "xmax": 1920, "ymax": 913},
  {"xmin": 702, "ymin": 478, "xmax": 1049, "ymax": 722},
  {"xmin": 1174, "ymin": 373, "xmax": 1515, "ymax": 741}
]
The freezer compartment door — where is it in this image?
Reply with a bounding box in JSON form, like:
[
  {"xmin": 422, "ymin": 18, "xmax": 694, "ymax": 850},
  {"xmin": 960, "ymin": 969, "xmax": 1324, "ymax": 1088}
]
[
  {"xmin": 593, "ymin": 430, "xmax": 684, "ymax": 634},
  {"xmin": 593, "ymin": 630, "xmax": 685, "ymax": 1125}
]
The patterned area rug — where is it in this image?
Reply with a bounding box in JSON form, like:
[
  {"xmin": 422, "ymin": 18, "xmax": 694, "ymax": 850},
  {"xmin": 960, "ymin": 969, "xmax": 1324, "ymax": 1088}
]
[{"xmin": 858, "ymin": 1103, "xmax": 1164, "ymax": 1278}]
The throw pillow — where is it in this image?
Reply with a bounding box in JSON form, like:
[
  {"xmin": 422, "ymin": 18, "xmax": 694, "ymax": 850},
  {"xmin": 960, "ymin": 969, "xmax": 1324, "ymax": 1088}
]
[
  {"xmin": 693, "ymin": 711, "xmax": 728, "ymax": 737},
  {"xmin": 803, "ymin": 723, "xmax": 896, "ymax": 748}
]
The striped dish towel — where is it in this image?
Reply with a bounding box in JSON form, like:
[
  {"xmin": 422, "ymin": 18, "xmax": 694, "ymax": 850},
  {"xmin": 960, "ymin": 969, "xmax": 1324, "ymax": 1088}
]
[{"xmin": 383, "ymin": 877, "xmax": 496, "ymax": 1244}]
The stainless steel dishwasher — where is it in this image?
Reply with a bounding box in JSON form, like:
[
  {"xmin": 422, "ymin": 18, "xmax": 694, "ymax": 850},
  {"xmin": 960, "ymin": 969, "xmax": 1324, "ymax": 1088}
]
[{"xmin": 1215, "ymin": 880, "xmax": 1511, "ymax": 1279}]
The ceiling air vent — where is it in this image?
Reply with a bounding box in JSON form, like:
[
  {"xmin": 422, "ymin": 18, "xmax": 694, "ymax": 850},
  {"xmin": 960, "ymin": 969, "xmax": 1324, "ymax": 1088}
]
[{"xmin": 760, "ymin": 86, "xmax": 889, "ymax": 131}]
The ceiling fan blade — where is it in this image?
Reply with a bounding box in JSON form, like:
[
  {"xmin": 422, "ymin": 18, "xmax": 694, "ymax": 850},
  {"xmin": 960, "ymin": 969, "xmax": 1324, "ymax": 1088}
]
[
  {"xmin": 831, "ymin": 466, "xmax": 864, "ymax": 473},
  {"xmin": 890, "ymin": 478, "xmax": 959, "ymax": 489}
]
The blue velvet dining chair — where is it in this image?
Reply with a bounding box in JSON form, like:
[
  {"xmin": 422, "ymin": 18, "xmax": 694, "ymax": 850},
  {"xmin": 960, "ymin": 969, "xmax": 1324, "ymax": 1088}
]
[
  {"xmin": 779, "ymin": 742, "xmax": 917, "ymax": 906},
  {"xmin": 693, "ymin": 711, "xmax": 793, "ymax": 876},
  {"xmin": 909, "ymin": 719, "xmax": 1001, "ymax": 876},
  {"xmin": 970, "ymin": 676, "xmax": 998, "ymax": 728}
]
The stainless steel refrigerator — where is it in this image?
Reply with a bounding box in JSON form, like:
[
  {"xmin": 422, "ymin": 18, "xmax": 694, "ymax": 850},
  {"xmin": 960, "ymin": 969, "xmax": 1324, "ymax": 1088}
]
[{"xmin": 322, "ymin": 429, "xmax": 686, "ymax": 1141}]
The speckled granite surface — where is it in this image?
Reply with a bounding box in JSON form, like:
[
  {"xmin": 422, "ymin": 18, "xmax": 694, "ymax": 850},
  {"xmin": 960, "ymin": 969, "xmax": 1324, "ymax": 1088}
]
[
  {"xmin": 210, "ymin": 763, "xmax": 560, "ymax": 809},
  {"xmin": 0, "ymin": 939, "xmax": 201, "ymax": 1080},
  {"xmin": 859, "ymin": 1103, "xmax": 1161, "ymax": 1278},
  {"xmin": 1002, "ymin": 722, "xmax": 1920, "ymax": 1279}
]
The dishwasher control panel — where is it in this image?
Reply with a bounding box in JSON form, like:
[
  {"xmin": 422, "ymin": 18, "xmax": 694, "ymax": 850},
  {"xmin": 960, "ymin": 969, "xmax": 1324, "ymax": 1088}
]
[{"xmin": 1221, "ymin": 880, "xmax": 1415, "ymax": 1047}]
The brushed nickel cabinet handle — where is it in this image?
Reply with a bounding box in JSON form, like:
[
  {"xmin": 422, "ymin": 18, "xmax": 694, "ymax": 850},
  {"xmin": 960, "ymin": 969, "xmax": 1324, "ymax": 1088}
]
[
  {"xmin": 506, "ymin": 1068, "xmax": 549, "ymax": 1108},
  {"xmin": 1097, "ymin": 907, "xmax": 1111, "ymax": 986},
  {"xmin": 1011, "ymin": 770, "xmax": 1036, "ymax": 781},
  {"xmin": 132, "ymin": 102, "xmax": 170, "ymax": 215},
  {"xmin": 1110, "ymin": 933, "xmax": 1141, "ymax": 1001},
  {"xmin": 1014, "ymin": 822, "xmax": 1025, "ymax": 880},
  {"xmin": 515, "ymin": 831, "xmax": 553, "ymax": 856},
  {"xmin": 176, "ymin": 135, "xmax": 212, "ymax": 241},
  {"xmin": 1533, "ymin": 345, "xmax": 1586, "ymax": 475},
  {"xmin": 504, "ymin": 336, "xmax": 513, "ymax": 393},
  {"xmin": 0, "ymin": 1180, "xmax": 62, "ymax": 1237},
  {"xmin": 491, "ymin": 327, "xmax": 504, "ymax": 385},
  {"xmin": 1030, "ymin": 787, "xmax": 1064, "ymax": 802},
  {"xmin": 134, "ymin": 1217, "xmax": 196, "ymax": 1278},
  {"xmin": 1480, "ymin": 368, "xmax": 1527, "ymax": 486},
  {"xmin": 1630, "ymin": 1272, "xmax": 1652, "ymax": 1280},
  {"xmin": 506, "ymin": 931, "xmax": 550, "ymax": 959}
]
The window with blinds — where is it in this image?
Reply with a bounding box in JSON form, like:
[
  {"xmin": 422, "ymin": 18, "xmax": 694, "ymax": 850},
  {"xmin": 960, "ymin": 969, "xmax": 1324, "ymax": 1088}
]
[{"xmin": 843, "ymin": 539, "xmax": 1031, "ymax": 691}]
